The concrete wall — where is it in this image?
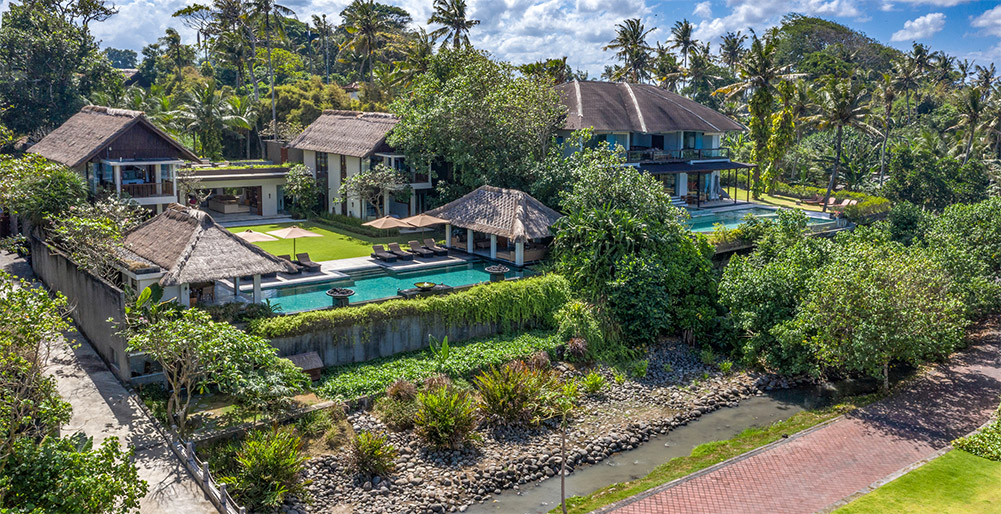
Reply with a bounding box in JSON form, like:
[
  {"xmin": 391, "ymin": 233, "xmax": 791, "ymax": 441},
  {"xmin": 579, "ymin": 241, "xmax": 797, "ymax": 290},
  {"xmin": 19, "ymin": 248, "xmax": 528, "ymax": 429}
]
[
  {"xmin": 269, "ymin": 317, "xmax": 538, "ymax": 368},
  {"xmin": 29, "ymin": 236, "xmax": 132, "ymax": 379}
]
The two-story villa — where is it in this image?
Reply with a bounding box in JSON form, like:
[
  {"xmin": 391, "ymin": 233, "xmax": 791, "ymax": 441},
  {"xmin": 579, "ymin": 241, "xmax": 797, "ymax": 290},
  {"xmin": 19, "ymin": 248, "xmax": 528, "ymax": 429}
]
[
  {"xmin": 556, "ymin": 81, "xmax": 753, "ymax": 206},
  {"xmin": 288, "ymin": 110, "xmax": 432, "ymax": 220},
  {"xmin": 28, "ymin": 106, "xmax": 200, "ymax": 213}
]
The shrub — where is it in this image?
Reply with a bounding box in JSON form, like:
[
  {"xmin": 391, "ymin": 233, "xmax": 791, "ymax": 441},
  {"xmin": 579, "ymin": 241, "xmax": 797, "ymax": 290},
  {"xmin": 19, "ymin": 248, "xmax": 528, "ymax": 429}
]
[
  {"xmin": 316, "ymin": 332, "xmax": 560, "ymax": 400},
  {"xmin": 414, "ymin": 388, "xmax": 479, "ymax": 449},
  {"xmin": 294, "ymin": 409, "xmax": 333, "ymax": 438},
  {"xmin": 474, "ymin": 364, "xmax": 559, "ymax": 426},
  {"xmin": 386, "ymin": 379, "xmax": 417, "ymax": 401},
  {"xmin": 630, "ymin": 359, "xmax": 648, "ymax": 378},
  {"xmin": 612, "ymin": 370, "xmax": 626, "ymax": 385},
  {"xmin": 719, "ymin": 360, "xmax": 734, "ymax": 374},
  {"xmin": 565, "ymin": 337, "xmax": 588, "ymax": 363},
  {"xmin": 249, "ymin": 274, "xmax": 571, "ymax": 339},
  {"xmin": 313, "ymin": 213, "xmax": 394, "ymax": 238},
  {"xmin": 349, "ymin": 432, "xmax": 397, "ymax": 476},
  {"xmin": 582, "ymin": 371, "xmax": 606, "ymax": 394},
  {"xmin": 220, "ymin": 428, "xmax": 309, "ymax": 511},
  {"xmin": 374, "ymin": 396, "xmax": 419, "ymax": 431},
  {"xmin": 699, "ymin": 348, "xmax": 716, "ymax": 366},
  {"xmin": 953, "ymin": 410, "xmax": 1001, "ymax": 461},
  {"xmin": 555, "ymin": 300, "xmax": 604, "ymax": 352},
  {"xmin": 422, "ymin": 373, "xmax": 453, "ymax": 392},
  {"xmin": 527, "ymin": 350, "xmax": 551, "ymax": 370}
]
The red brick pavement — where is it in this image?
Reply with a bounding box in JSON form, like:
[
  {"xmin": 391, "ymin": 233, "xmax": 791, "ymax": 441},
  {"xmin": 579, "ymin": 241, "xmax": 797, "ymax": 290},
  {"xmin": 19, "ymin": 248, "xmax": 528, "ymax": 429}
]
[{"xmin": 600, "ymin": 328, "xmax": 1001, "ymax": 514}]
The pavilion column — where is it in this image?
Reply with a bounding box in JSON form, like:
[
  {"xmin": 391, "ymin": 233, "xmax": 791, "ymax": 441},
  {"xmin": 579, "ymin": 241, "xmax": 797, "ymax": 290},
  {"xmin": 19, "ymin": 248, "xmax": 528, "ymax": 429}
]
[
  {"xmin": 445, "ymin": 224, "xmax": 452, "ymax": 248},
  {"xmin": 383, "ymin": 194, "xmax": 391, "ymax": 218},
  {"xmin": 179, "ymin": 284, "xmax": 191, "ymax": 307},
  {"xmin": 252, "ymin": 274, "xmax": 262, "ymax": 303},
  {"xmin": 233, "ymin": 277, "xmax": 240, "ymax": 298},
  {"xmin": 515, "ymin": 241, "xmax": 525, "ymax": 267},
  {"xmin": 678, "ymin": 173, "xmax": 688, "ymax": 197},
  {"xmin": 466, "ymin": 228, "xmax": 474, "ymax": 254},
  {"xmin": 490, "ymin": 234, "xmax": 497, "ymax": 260},
  {"xmin": 113, "ymin": 165, "xmax": 121, "ymax": 195}
]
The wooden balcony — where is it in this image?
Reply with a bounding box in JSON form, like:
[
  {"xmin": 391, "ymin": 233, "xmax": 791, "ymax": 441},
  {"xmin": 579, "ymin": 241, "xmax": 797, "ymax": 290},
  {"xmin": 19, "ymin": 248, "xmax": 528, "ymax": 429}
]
[
  {"xmin": 626, "ymin": 147, "xmax": 731, "ymax": 163},
  {"xmin": 121, "ymin": 181, "xmax": 174, "ymax": 198}
]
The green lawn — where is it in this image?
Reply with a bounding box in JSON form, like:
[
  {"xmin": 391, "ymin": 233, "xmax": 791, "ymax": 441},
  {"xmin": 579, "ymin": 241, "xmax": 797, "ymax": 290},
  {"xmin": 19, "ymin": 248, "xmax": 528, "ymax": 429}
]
[
  {"xmin": 834, "ymin": 450, "xmax": 1001, "ymax": 514},
  {"xmin": 728, "ymin": 186, "xmax": 826, "ymax": 212},
  {"xmin": 227, "ymin": 221, "xmax": 427, "ymax": 261}
]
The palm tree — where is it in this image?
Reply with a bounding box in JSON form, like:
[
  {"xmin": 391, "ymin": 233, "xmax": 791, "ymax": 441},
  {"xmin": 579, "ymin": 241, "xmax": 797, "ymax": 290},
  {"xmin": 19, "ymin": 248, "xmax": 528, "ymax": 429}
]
[
  {"xmin": 714, "ymin": 31, "xmax": 803, "ymax": 195},
  {"xmin": 719, "ymin": 31, "xmax": 746, "ymax": 70},
  {"xmin": 805, "ymin": 77, "xmax": 874, "ymax": 212},
  {"xmin": 342, "ymin": 0, "xmax": 395, "ymax": 84},
  {"xmin": 652, "ymin": 43, "xmax": 682, "ymax": 91},
  {"xmin": 209, "ymin": 0, "xmax": 261, "ymax": 102},
  {"xmin": 872, "ymin": 73, "xmax": 897, "ymax": 186},
  {"xmin": 957, "ymin": 59, "xmax": 973, "ymax": 84},
  {"xmin": 427, "ymin": 0, "xmax": 479, "ymax": 49},
  {"xmin": 910, "ymin": 42, "xmax": 933, "ymax": 75},
  {"xmin": 950, "ymin": 87, "xmax": 985, "ymax": 164},
  {"xmin": 892, "ymin": 59, "xmax": 920, "ymax": 123},
  {"xmin": 175, "ymin": 82, "xmax": 238, "ymax": 157},
  {"xmin": 227, "ymin": 95, "xmax": 258, "ymax": 159},
  {"xmin": 312, "ymin": 14, "xmax": 333, "ymax": 83},
  {"xmin": 933, "ymin": 52, "xmax": 955, "ymax": 85},
  {"xmin": 247, "ymin": 0, "xmax": 294, "ymax": 137},
  {"xmin": 603, "ymin": 18, "xmax": 655, "ymax": 83},
  {"xmin": 390, "ymin": 28, "xmax": 436, "ymax": 88},
  {"xmin": 161, "ymin": 28, "xmax": 187, "ymax": 77},
  {"xmin": 669, "ymin": 19, "xmax": 696, "ymax": 69},
  {"xmin": 975, "ymin": 64, "xmax": 997, "ymax": 93}
]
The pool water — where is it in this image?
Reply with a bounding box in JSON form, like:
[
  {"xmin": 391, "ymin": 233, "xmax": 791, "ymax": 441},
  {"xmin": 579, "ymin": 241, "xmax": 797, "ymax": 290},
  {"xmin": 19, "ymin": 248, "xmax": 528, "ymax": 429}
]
[
  {"xmin": 263, "ymin": 261, "xmax": 534, "ymax": 313},
  {"xmin": 686, "ymin": 207, "xmax": 829, "ymax": 232}
]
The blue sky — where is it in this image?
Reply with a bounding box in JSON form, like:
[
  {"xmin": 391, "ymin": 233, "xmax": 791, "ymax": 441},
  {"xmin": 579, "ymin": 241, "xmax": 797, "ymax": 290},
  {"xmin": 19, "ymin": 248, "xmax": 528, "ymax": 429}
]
[{"xmin": 2, "ymin": 0, "xmax": 999, "ymax": 75}]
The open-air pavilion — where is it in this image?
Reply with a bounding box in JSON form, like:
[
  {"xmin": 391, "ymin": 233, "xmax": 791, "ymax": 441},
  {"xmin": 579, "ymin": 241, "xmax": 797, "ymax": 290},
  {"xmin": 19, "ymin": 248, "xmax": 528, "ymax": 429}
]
[
  {"xmin": 425, "ymin": 186, "xmax": 562, "ymax": 266},
  {"xmin": 120, "ymin": 204, "xmax": 296, "ymax": 306}
]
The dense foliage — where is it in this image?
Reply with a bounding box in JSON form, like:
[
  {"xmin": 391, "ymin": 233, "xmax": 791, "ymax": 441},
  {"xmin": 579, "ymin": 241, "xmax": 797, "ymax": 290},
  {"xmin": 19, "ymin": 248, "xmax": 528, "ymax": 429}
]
[
  {"xmin": 414, "ymin": 386, "xmax": 479, "ymax": 449},
  {"xmin": 218, "ymin": 428, "xmax": 310, "ymax": 511},
  {"xmin": 249, "ymin": 274, "xmax": 570, "ymax": 339}
]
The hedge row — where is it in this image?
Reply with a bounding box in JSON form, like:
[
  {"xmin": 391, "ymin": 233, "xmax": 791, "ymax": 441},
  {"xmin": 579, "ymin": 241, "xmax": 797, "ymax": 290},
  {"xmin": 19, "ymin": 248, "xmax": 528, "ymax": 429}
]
[
  {"xmin": 722, "ymin": 172, "xmax": 890, "ymax": 220},
  {"xmin": 247, "ymin": 274, "xmax": 571, "ymax": 339},
  {"xmin": 313, "ymin": 213, "xmax": 397, "ymax": 239}
]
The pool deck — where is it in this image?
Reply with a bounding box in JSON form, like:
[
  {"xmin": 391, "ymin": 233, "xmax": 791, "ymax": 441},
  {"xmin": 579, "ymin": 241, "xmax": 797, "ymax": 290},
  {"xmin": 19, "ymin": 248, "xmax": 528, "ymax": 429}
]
[{"xmin": 223, "ymin": 253, "xmax": 475, "ymax": 293}]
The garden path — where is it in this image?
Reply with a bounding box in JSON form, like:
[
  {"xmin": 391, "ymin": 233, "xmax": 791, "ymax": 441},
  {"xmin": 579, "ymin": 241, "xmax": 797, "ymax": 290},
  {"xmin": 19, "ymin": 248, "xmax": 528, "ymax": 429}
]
[
  {"xmin": 597, "ymin": 322, "xmax": 1001, "ymax": 514},
  {"xmin": 1, "ymin": 252, "xmax": 216, "ymax": 514}
]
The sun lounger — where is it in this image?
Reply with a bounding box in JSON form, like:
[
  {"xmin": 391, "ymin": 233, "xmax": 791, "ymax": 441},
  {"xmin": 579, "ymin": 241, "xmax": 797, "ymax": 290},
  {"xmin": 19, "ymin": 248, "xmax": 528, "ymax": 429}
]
[
  {"xmin": 387, "ymin": 243, "xmax": 415, "ymax": 261},
  {"xmin": 423, "ymin": 238, "xmax": 448, "ymax": 256},
  {"xmin": 407, "ymin": 240, "xmax": 434, "ymax": 258},
  {"xmin": 296, "ymin": 253, "xmax": 321, "ymax": 273},
  {"xmin": 277, "ymin": 254, "xmax": 301, "ymax": 274},
  {"xmin": 832, "ymin": 199, "xmax": 852, "ymax": 210},
  {"xmin": 803, "ymin": 194, "xmax": 823, "ymax": 205},
  {"xmin": 370, "ymin": 245, "xmax": 397, "ymax": 263}
]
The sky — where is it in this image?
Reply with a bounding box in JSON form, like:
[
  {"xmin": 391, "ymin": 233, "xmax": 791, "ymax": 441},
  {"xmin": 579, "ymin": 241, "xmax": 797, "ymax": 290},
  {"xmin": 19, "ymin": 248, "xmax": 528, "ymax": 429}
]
[{"xmin": 2, "ymin": 0, "xmax": 999, "ymax": 76}]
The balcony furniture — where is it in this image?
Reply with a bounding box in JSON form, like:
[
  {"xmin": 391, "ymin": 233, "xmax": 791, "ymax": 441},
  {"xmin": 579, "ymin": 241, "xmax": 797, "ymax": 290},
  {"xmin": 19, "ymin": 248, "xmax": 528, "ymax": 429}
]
[
  {"xmin": 387, "ymin": 243, "xmax": 415, "ymax": 261},
  {"xmin": 407, "ymin": 240, "xmax": 434, "ymax": 258},
  {"xmin": 422, "ymin": 239, "xmax": 449, "ymax": 257},
  {"xmin": 121, "ymin": 181, "xmax": 174, "ymax": 198},
  {"xmin": 208, "ymin": 195, "xmax": 250, "ymax": 214},
  {"xmin": 370, "ymin": 245, "xmax": 398, "ymax": 263}
]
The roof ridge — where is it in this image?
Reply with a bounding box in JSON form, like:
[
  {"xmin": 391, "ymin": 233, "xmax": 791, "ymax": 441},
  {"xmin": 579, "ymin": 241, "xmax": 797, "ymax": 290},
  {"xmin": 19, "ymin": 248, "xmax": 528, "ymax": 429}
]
[{"xmin": 622, "ymin": 83, "xmax": 647, "ymax": 133}]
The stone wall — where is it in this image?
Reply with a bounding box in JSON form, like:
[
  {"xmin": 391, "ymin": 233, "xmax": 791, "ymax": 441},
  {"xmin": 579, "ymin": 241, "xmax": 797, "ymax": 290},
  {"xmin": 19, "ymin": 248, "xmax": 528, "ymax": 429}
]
[
  {"xmin": 269, "ymin": 317, "xmax": 535, "ymax": 368},
  {"xmin": 29, "ymin": 236, "xmax": 132, "ymax": 380}
]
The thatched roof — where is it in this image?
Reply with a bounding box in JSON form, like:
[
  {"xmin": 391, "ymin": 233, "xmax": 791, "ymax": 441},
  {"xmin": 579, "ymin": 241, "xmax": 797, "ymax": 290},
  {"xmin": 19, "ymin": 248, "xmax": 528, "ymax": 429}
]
[
  {"xmin": 286, "ymin": 351, "xmax": 323, "ymax": 371},
  {"xmin": 426, "ymin": 186, "xmax": 562, "ymax": 242},
  {"xmin": 558, "ymin": 81, "xmax": 745, "ymax": 134},
  {"xmin": 122, "ymin": 204, "xmax": 296, "ymax": 286},
  {"xmin": 288, "ymin": 110, "xmax": 398, "ymax": 158},
  {"xmin": 28, "ymin": 105, "xmax": 199, "ymax": 168}
]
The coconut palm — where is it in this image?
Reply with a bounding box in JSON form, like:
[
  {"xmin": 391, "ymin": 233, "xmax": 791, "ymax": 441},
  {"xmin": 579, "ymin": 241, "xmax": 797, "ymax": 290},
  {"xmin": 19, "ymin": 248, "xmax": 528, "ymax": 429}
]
[
  {"xmin": 957, "ymin": 59, "xmax": 973, "ymax": 84},
  {"xmin": 669, "ymin": 19, "xmax": 696, "ymax": 69},
  {"xmin": 910, "ymin": 42, "xmax": 933, "ymax": 75},
  {"xmin": 719, "ymin": 31, "xmax": 746, "ymax": 70},
  {"xmin": 427, "ymin": 0, "xmax": 479, "ymax": 49},
  {"xmin": 175, "ymin": 82, "xmax": 238, "ymax": 157},
  {"xmin": 871, "ymin": 73, "xmax": 897, "ymax": 186},
  {"xmin": 950, "ymin": 86, "xmax": 986, "ymax": 164},
  {"xmin": 342, "ymin": 0, "xmax": 395, "ymax": 84},
  {"xmin": 312, "ymin": 14, "xmax": 334, "ymax": 83},
  {"xmin": 247, "ymin": 0, "xmax": 294, "ymax": 135},
  {"xmin": 975, "ymin": 64, "xmax": 997, "ymax": 93},
  {"xmin": 391, "ymin": 27, "xmax": 435, "ymax": 88},
  {"xmin": 227, "ymin": 95, "xmax": 258, "ymax": 159},
  {"xmin": 892, "ymin": 59, "xmax": 920, "ymax": 123},
  {"xmin": 603, "ymin": 18, "xmax": 655, "ymax": 83},
  {"xmin": 652, "ymin": 43, "xmax": 682, "ymax": 92},
  {"xmin": 804, "ymin": 77, "xmax": 875, "ymax": 212}
]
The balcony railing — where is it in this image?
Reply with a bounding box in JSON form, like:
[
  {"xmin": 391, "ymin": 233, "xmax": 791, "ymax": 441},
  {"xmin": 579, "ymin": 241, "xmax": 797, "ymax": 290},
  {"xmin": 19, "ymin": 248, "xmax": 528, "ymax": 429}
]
[
  {"xmin": 626, "ymin": 148, "xmax": 731, "ymax": 163},
  {"xmin": 122, "ymin": 181, "xmax": 174, "ymax": 198}
]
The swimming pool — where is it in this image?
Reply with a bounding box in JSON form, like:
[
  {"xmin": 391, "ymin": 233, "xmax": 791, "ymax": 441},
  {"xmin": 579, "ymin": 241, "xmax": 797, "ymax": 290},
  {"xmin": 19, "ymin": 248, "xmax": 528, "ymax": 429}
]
[
  {"xmin": 263, "ymin": 261, "xmax": 534, "ymax": 313},
  {"xmin": 686, "ymin": 207, "xmax": 831, "ymax": 232}
]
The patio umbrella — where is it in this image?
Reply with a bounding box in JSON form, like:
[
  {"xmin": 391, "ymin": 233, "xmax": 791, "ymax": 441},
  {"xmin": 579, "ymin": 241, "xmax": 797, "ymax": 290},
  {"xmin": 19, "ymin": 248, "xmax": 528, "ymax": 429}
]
[
  {"xmin": 235, "ymin": 229, "xmax": 278, "ymax": 243},
  {"xmin": 400, "ymin": 213, "xmax": 448, "ymax": 228},
  {"xmin": 361, "ymin": 216, "xmax": 415, "ymax": 230},
  {"xmin": 267, "ymin": 225, "xmax": 322, "ymax": 256}
]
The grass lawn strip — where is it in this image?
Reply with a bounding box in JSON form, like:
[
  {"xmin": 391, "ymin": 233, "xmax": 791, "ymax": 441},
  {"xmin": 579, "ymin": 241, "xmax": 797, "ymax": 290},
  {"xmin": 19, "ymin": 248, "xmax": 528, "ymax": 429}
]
[
  {"xmin": 832, "ymin": 450, "xmax": 1001, "ymax": 514},
  {"xmin": 556, "ymin": 394, "xmax": 881, "ymax": 514},
  {"xmin": 729, "ymin": 187, "xmax": 826, "ymax": 212},
  {"xmin": 226, "ymin": 220, "xmax": 424, "ymax": 261}
]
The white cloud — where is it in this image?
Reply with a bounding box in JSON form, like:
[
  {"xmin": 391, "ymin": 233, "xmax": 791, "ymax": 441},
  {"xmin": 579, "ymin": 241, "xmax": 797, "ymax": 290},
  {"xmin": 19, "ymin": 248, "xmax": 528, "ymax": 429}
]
[
  {"xmin": 692, "ymin": 0, "xmax": 861, "ymax": 42},
  {"xmin": 890, "ymin": 12, "xmax": 946, "ymax": 41},
  {"xmin": 971, "ymin": 5, "xmax": 1001, "ymax": 38},
  {"xmin": 693, "ymin": 1, "xmax": 712, "ymax": 19},
  {"xmin": 891, "ymin": 0, "xmax": 970, "ymax": 6}
]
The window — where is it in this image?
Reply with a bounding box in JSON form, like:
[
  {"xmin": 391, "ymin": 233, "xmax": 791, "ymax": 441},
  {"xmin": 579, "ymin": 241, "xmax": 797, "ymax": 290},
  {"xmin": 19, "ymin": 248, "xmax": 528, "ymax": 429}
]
[
  {"xmin": 683, "ymin": 132, "xmax": 697, "ymax": 149},
  {"xmin": 316, "ymin": 152, "xmax": 328, "ymax": 172}
]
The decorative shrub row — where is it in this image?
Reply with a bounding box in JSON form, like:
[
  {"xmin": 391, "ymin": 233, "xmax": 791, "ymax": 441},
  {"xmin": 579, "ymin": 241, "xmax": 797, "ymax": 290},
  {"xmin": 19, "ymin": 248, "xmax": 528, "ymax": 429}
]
[
  {"xmin": 721, "ymin": 172, "xmax": 890, "ymax": 220},
  {"xmin": 315, "ymin": 331, "xmax": 561, "ymax": 400},
  {"xmin": 248, "ymin": 274, "xmax": 571, "ymax": 339},
  {"xmin": 312, "ymin": 213, "xmax": 402, "ymax": 239}
]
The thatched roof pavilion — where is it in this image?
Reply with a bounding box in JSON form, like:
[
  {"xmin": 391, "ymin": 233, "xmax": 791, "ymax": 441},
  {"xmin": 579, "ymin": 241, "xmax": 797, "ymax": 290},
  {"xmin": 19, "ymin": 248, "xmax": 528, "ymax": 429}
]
[
  {"xmin": 426, "ymin": 186, "xmax": 562, "ymax": 266},
  {"xmin": 122, "ymin": 204, "xmax": 295, "ymax": 304},
  {"xmin": 287, "ymin": 110, "xmax": 398, "ymax": 158}
]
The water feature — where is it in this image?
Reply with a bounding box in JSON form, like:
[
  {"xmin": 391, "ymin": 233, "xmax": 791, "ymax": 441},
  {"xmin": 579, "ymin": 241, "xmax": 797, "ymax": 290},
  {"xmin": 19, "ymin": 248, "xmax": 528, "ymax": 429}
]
[
  {"xmin": 686, "ymin": 207, "xmax": 832, "ymax": 232},
  {"xmin": 465, "ymin": 386, "xmax": 844, "ymax": 514}
]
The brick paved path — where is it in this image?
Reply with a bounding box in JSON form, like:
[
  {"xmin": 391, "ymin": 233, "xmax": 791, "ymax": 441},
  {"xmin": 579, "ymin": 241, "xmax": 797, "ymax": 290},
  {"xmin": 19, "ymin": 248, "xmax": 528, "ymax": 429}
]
[{"xmin": 600, "ymin": 326, "xmax": 1001, "ymax": 514}]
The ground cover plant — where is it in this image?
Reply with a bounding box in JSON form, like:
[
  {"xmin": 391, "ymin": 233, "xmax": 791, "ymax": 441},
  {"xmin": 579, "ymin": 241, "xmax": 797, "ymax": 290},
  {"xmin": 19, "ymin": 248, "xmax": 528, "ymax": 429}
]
[
  {"xmin": 315, "ymin": 331, "xmax": 561, "ymax": 400},
  {"xmin": 226, "ymin": 220, "xmax": 415, "ymax": 261}
]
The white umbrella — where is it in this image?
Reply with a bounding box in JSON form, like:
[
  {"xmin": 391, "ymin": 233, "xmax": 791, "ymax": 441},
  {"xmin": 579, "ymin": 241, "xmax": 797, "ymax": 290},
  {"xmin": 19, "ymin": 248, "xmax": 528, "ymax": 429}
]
[
  {"xmin": 401, "ymin": 213, "xmax": 448, "ymax": 228},
  {"xmin": 267, "ymin": 225, "xmax": 322, "ymax": 255},
  {"xmin": 235, "ymin": 229, "xmax": 278, "ymax": 242},
  {"xmin": 361, "ymin": 216, "xmax": 415, "ymax": 230}
]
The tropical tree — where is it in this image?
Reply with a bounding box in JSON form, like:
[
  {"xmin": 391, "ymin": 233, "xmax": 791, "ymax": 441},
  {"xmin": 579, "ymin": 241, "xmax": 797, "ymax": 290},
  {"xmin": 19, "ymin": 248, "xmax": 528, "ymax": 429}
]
[
  {"xmin": 392, "ymin": 27, "xmax": 436, "ymax": 87},
  {"xmin": 427, "ymin": 0, "xmax": 479, "ymax": 49},
  {"xmin": 805, "ymin": 76, "xmax": 874, "ymax": 212},
  {"xmin": 247, "ymin": 0, "xmax": 294, "ymax": 133},
  {"xmin": 174, "ymin": 82, "xmax": 238, "ymax": 157},
  {"xmin": 892, "ymin": 59, "xmax": 920, "ymax": 123},
  {"xmin": 951, "ymin": 87, "xmax": 986, "ymax": 164},
  {"xmin": 311, "ymin": 14, "xmax": 334, "ymax": 82},
  {"xmin": 669, "ymin": 19, "xmax": 696, "ymax": 69},
  {"xmin": 719, "ymin": 31, "xmax": 746, "ymax": 70},
  {"xmin": 226, "ymin": 95, "xmax": 258, "ymax": 158},
  {"xmin": 337, "ymin": 164, "xmax": 411, "ymax": 218},
  {"xmin": 341, "ymin": 0, "xmax": 396, "ymax": 84},
  {"xmin": 872, "ymin": 72, "xmax": 897, "ymax": 185},
  {"xmin": 602, "ymin": 18, "xmax": 655, "ymax": 83}
]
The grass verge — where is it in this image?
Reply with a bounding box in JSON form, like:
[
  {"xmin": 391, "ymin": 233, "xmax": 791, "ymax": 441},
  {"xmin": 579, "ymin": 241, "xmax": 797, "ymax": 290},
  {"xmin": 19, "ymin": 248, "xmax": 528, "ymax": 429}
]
[
  {"xmin": 728, "ymin": 186, "xmax": 826, "ymax": 212},
  {"xmin": 555, "ymin": 393, "xmax": 881, "ymax": 514},
  {"xmin": 226, "ymin": 220, "xmax": 432, "ymax": 261},
  {"xmin": 832, "ymin": 450, "xmax": 1001, "ymax": 514}
]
